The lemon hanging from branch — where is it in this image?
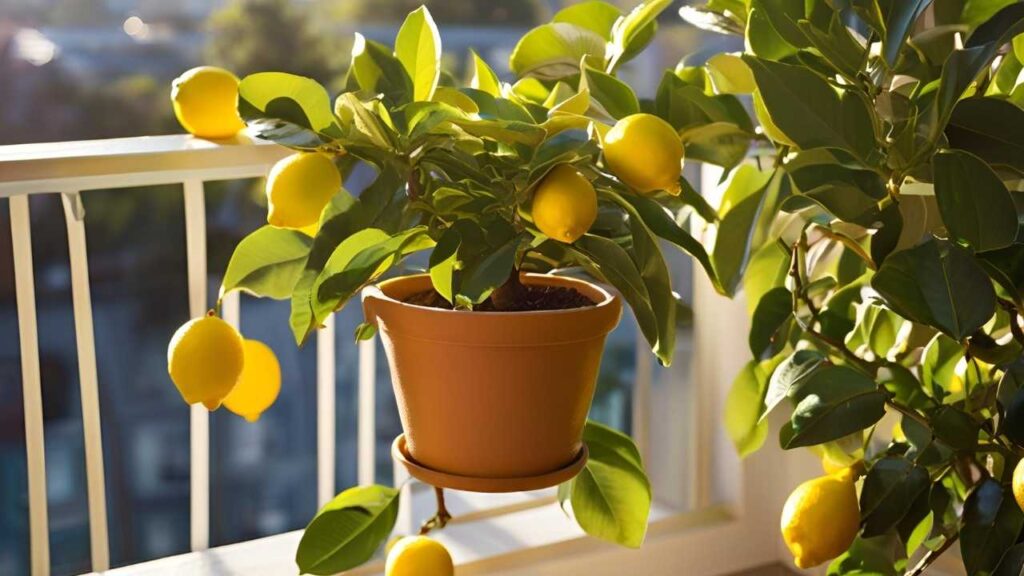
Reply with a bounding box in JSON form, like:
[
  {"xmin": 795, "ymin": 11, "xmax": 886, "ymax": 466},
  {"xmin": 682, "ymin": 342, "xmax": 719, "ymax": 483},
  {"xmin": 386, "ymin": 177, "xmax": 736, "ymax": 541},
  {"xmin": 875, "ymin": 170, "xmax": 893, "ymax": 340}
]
[
  {"xmin": 171, "ymin": 66, "xmax": 246, "ymax": 139},
  {"xmin": 167, "ymin": 314, "xmax": 245, "ymax": 410},
  {"xmin": 223, "ymin": 339, "xmax": 282, "ymax": 422},
  {"xmin": 266, "ymin": 152, "xmax": 342, "ymax": 233},
  {"xmin": 780, "ymin": 467, "xmax": 861, "ymax": 569},
  {"xmin": 531, "ymin": 164, "xmax": 597, "ymax": 244},
  {"xmin": 602, "ymin": 113, "xmax": 683, "ymax": 195}
]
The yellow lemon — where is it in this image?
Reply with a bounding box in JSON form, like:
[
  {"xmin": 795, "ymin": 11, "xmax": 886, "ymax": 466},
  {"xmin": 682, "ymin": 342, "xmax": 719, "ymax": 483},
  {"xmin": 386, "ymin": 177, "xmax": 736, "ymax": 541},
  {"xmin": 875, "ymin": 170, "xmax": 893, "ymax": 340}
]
[
  {"xmin": 385, "ymin": 536, "xmax": 454, "ymax": 576},
  {"xmin": 753, "ymin": 89, "xmax": 797, "ymax": 147},
  {"xmin": 1013, "ymin": 458, "xmax": 1024, "ymax": 512},
  {"xmin": 171, "ymin": 66, "xmax": 246, "ymax": 139},
  {"xmin": 602, "ymin": 113, "xmax": 683, "ymax": 195},
  {"xmin": 531, "ymin": 164, "xmax": 597, "ymax": 243},
  {"xmin": 222, "ymin": 339, "xmax": 281, "ymax": 422},
  {"xmin": 266, "ymin": 152, "xmax": 341, "ymax": 229},
  {"xmin": 167, "ymin": 314, "xmax": 244, "ymax": 410},
  {"xmin": 781, "ymin": 467, "xmax": 860, "ymax": 569}
]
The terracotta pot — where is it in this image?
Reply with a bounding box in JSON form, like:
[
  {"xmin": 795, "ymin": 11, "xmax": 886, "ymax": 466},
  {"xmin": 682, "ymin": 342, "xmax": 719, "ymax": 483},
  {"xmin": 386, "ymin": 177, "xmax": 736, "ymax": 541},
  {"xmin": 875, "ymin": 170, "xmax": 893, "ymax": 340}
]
[{"xmin": 362, "ymin": 273, "xmax": 621, "ymax": 484}]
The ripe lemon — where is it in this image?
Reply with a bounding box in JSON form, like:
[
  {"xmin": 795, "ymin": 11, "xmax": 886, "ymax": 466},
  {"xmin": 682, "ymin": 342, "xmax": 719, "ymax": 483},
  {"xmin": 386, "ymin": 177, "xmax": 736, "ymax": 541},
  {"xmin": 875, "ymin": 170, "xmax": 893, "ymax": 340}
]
[
  {"xmin": 602, "ymin": 113, "xmax": 683, "ymax": 195},
  {"xmin": 167, "ymin": 314, "xmax": 245, "ymax": 410},
  {"xmin": 1013, "ymin": 458, "xmax": 1024, "ymax": 512},
  {"xmin": 266, "ymin": 152, "xmax": 341, "ymax": 230},
  {"xmin": 385, "ymin": 536, "xmax": 454, "ymax": 576},
  {"xmin": 222, "ymin": 339, "xmax": 281, "ymax": 422},
  {"xmin": 781, "ymin": 467, "xmax": 860, "ymax": 569},
  {"xmin": 171, "ymin": 66, "xmax": 246, "ymax": 139},
  {"xmin": 531, "ymin": 164, "xmax": 597, "ymax": 243}
]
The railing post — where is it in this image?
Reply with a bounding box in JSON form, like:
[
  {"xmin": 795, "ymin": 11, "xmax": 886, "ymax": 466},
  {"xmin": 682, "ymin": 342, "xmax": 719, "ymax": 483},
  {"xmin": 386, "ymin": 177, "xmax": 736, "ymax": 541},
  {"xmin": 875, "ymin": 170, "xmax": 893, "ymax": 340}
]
[
  {"xmin": 10, "ymin": 194, "xmax": 50, "ymax": 576},
  {"xmin": 317, "ymin": 314, "xmax": 337, "ymax": 507},
  {"xmin": 357, "ymin": 338, "xmax": 376, "ymax": 486},
  {"xmin": 183, "ymin": 179, "xmax": 210, "ymax": 552},
  {"xmin": 60, "ymin": 191, "xmax": 110, "ymax": 571}
]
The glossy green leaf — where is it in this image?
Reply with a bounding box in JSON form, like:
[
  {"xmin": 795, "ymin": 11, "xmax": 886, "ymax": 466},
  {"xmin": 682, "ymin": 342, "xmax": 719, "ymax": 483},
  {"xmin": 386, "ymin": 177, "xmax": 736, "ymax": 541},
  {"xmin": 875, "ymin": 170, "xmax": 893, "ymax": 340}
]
[
  {"xmin": 295, "ymin": 484, "xmax": 399, "ymax": 575},
  {"xmin": 394, "ymin": 6, "xmax": 441, "ymax": 102},
  {"xmin": 608, "ymin": 0, "xmax": 672, "ymax": 70},
  {"xmin": 761, "ymin": 349, "xmax": 826, "ymax": 422},
  {"xmin": 221, "ymin": 226, "xmax": 311, "ymax": 299},
  {"xmin": 712, "ymin": 168, "xmax": 785, "ymax": 296},
  {"xmin": 749, "ymin": 286, "xmax": 791, "ymax": 359},
  {"xmin": 946, "ymin": 97, "xmax": 1024, "ymax": 174},
  {"xmin": 460, "ymin": 235, "xmax": 521, "ymax": 304},
  {"xmin": 827, "ymin": 533, "xmax": 903, "ymax": 576},
  {"xmin": 509, "ymin": 22, "xmax": 607, "ymax": 80},
  {"xmin": 563, "ymin": 420, "xmax": 651, "ymax": 548},
  {"xmin": 859, "ymin": 456, "xmax": 930, "ymax": 538},
  {"xmin": 922, "ymin": 332, "xmax": 964, "ymax": 399},
  {"xmin": 349, "ymin": 34, "xmax": 413, "ymax": 107},
  {"xmin": 554, "ymin": 1, "xmax": 621, "ymax": 39},
  {"xmin": 726, "ymin": 360, "xmax": 769, "ymax": 457},
  {"xmin": 930, "ymin": 405, "xmax": 980, "ymax": 451},
  {"xmin": 780, "ymin": 365, "xmax": 886, "ymax": 448},
  {"xmin": 743, "ymin": 241, "xmax": 790, "ymax": 315},
  {"xmin": 994, "ymin": 543, "xmax": 1024, "ymax": 576},
  {"xmin": 932, "ymin": 149, "xmax": 1017, "ymax": 251},
  {"xmin": 872, "ymin": 238, "xmax": 995, "ymax": 341},
  {"xmin": 961, "ymin": 478, "xmax": 1024, "ymax": 576},
  {"xmin": 743, "ymin": 56, "xmax": 876, "ymax": 161},
  {"xmin": 469, "ymin": 50, "xmax": 502, "ymax": 97},
  {"xmin": 680, "ymin": 122, "xmax": 754, "ymax": 172},
  {"xmin": 428, "ymin": 225, "xmax": 461, "ymax": 303},
  {"xmin": 581, "ymin": 64, "xmax": 640, "ymax": 120},
  {"xmin": 238, "ymin": 72, "xmax": 337, "ymax": 146},
  {"xmin": 879, "ymin": 0, "xmax": 933, "ymax": 67},
  {"xmin": 798, "ymin": 13, "xmax": 866, "ymax": 78}
]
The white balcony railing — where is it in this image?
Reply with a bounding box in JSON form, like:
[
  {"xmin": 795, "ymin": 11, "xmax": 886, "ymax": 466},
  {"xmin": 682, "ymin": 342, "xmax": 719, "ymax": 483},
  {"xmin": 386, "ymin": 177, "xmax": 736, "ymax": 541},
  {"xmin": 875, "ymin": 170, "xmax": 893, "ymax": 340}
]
[{"xmin": 0, "ymin": 133, "xmax": 892, "ymax": 576}]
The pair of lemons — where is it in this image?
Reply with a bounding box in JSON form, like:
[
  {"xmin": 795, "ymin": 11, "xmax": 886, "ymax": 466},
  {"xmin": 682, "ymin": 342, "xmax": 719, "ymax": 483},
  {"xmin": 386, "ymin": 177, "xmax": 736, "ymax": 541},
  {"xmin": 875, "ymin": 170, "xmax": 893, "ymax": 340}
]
[
  {"xmin": 167, "ymin": 313, "xmax": 280, "ymax": 422},
  {"xmin": 172, "ymin": 66, "xmax": 342, "ymax": 234},
  {"xmin": 531, "ymin": 112, "xmax": 684, "ymax": 244}
]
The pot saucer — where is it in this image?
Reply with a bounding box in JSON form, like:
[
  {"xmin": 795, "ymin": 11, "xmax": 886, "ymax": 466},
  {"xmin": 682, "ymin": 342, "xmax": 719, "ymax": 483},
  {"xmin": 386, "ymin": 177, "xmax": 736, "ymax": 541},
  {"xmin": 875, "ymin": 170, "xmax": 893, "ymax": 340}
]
[{"xmin": 391, "ymin": 434, "xmax": 588, "ymax": 493}]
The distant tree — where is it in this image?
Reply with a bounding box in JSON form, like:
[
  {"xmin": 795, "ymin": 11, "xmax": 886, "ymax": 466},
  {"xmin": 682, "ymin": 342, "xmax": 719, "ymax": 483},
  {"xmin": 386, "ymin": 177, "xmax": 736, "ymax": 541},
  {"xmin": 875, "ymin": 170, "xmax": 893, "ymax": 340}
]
[
  {"xmin": 321, "ymin": 0, "xmax": 546, "ymax": 26},
  {"xmin": 204, "ymin": 0, "xmax": 340, "ymax": 86}
]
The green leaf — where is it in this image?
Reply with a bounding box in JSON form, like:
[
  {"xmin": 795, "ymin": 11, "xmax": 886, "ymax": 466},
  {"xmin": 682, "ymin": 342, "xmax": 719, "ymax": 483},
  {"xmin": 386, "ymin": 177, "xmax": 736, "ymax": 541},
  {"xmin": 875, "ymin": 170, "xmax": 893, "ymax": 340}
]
[
  {"xmin": 238, "ymin": 72, "xmax": 337, "ymax": 146},
  {"xmin": 994, "ymin": 543, "xmax": 1024, "ymax": 576},
  {"xmin": 295, "ymin": 484, "xmax": 399, "ymax": 575},
  {"xmin": 581, "ymin": 64, "xmax": 640, "ymax": 120},
  {"xmin": 428, "ymin": 225, "xmax": 461, "ymax": 303},
  {"xmin": 745, "ymin": 6, "xmax": 797, "ymax": 60},
  {"xmin": 354, "ymin": 322, "xmax": 377, "ymax": 342},
  {"xmin": 930, "ymin": 405, "xmax": 980, "ymax": 451},
  {"xmin": 744, "ymin": 241, "xmax": 790, "ymax": 315},
  {"xmin": 608, "ymin": 0, "xmax": 672, "ymax": 70},
  {"xmin": 679, "ymin": 122, "xmax": 754, "ymax": 172},
  {"xmin": 946, "ymin": 97, "xmax": 1024, "ymax": 174},
  {"xmin": 961, "ymin": 478, "xmax": 1024, "ymax": 576},
  {"xmin": 827, "ymin": 533, "xmax": 903, "ymax": 576},
  {"xmin": 879, "ymin": 0, "xmax": 933, "ymax": 68},
  {"xmin": 933, "ymin": 149, "xmax": 1017, "ymax": 251},
  {"xmin": 618, "ymin": 192, "xmax": 722, "ymax": 294},
  {"xmin": 349, "ymin": 34, "xmax": 413, "ymax": 107},
  {"xmin": 762, "ymin": 350, "xmax": 826, "ymax": 423},
  {"xmin": 469, "ymin": 50, "xmax": 502, "ymax": 97},
  {"xmin": 743, "ymin": 56, "xmax": 876, "ymax": 161},
  {"xmin": 459, "ymin": 235, "xmax": 521, "ymax": 304},
  {"xmin": 797, "ymin": 13, "xmax": 867, "ymax": 78},
  {"xmin": 655, "ymin": 71, "xmax": 753, "ymax": 132},
  {"xmin": 572, "ymin": 234, "xmax": 658, "ymax": 358},
  {"xmin": 859, "ymin": 456, "xmax": 930, "ymax": 538},
  {"xmin": 725, "ymin": 360, "xmax": 769, "ymax": 458},
  {"xmin": 564, "ymin": 420, "xmax": 651, "ymax": 548},
  {"xmin": 872, "ymin": 238, "xmax": 996, "ymax": 341},
  {"xmin": 749, "ymin": 287, "xmax": 791, "ymax": 359},
  {"xmin": 613, "ymin": 193, "xmax": 677, "ymax": 366},
  {"xmin": 980, "ymin": 244, "xmax": 1024, "ymax": 308},
  {"xmin": 554, "ymin": 1, "xmax": 622, "ymax": 39},
  {"xmin": 712, "ymin": 167, "xmax": 785, "ymax": 296},
  {"xmin": 221, "ymin": 226, "xmax": 311, "ymax": 299},
  {"xmin": 780, "ymin": 365, "xmax": 886, "ymax": 449},
  {"xmin": 509, "ymin": 23, "xmax": 607, "ymax": 81},
  {"xmin": 394, "ymin": 6, "xmax": 441, "ymax": 102},
  {"xmin": 922, "ymin": 333, "xmax": 964, "ymax": 399},
  {"xmin": 313, "ymin": 227, "xmax": 434, "ymax": 322}
]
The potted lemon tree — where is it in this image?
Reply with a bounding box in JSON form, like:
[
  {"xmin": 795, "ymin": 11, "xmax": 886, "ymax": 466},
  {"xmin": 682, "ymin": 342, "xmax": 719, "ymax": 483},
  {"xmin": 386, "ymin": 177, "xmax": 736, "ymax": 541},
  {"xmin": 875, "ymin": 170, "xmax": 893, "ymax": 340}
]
[{"xmin": 166, "ymin": 1, "xmax": 723, "ymax": 573}]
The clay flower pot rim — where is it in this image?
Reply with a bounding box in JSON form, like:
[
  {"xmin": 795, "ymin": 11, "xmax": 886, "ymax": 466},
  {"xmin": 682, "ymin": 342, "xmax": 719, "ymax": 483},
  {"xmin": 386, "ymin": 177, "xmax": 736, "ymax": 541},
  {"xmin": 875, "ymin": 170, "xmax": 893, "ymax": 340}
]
[{"xmin": 366, "ymin": 272, "xmax": 617, "ymax": 317}]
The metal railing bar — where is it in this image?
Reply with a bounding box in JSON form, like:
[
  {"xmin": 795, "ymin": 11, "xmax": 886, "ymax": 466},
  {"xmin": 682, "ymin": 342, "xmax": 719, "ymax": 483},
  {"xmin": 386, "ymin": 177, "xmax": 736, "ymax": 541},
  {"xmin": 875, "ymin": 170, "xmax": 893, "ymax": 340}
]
[
  {"xmin": 357, "ymin": 338, "xmax": 377, "ymax": 486},
  {"xmin": 1, "ymin": 167, "xmax": 276, "ymax": 199},
  {"xmin": 317, "ymin": 314, "xmax": 337, "ymax": 507},
  {"xmin": 59, "ymin": 191, "xmax": 110, "ymax": 572},
  {"xmin": 183, "ymin": 178, "xmax": 210, "ymax": 552},
  {"xmin": 10, "ymin": 194, "xmax": 51, "ymax": 576},
  {"xmin": 632, "ymin": 330, "xmax": 653, "ymax": 465}
]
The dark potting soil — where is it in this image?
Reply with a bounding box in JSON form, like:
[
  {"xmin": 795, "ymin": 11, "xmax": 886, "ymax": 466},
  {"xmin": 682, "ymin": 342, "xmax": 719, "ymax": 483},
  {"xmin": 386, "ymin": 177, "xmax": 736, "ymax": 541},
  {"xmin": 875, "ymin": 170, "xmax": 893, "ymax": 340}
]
[{"xmin": 404, "ymin": 285, "xmax": 595, "ymax": 311}]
